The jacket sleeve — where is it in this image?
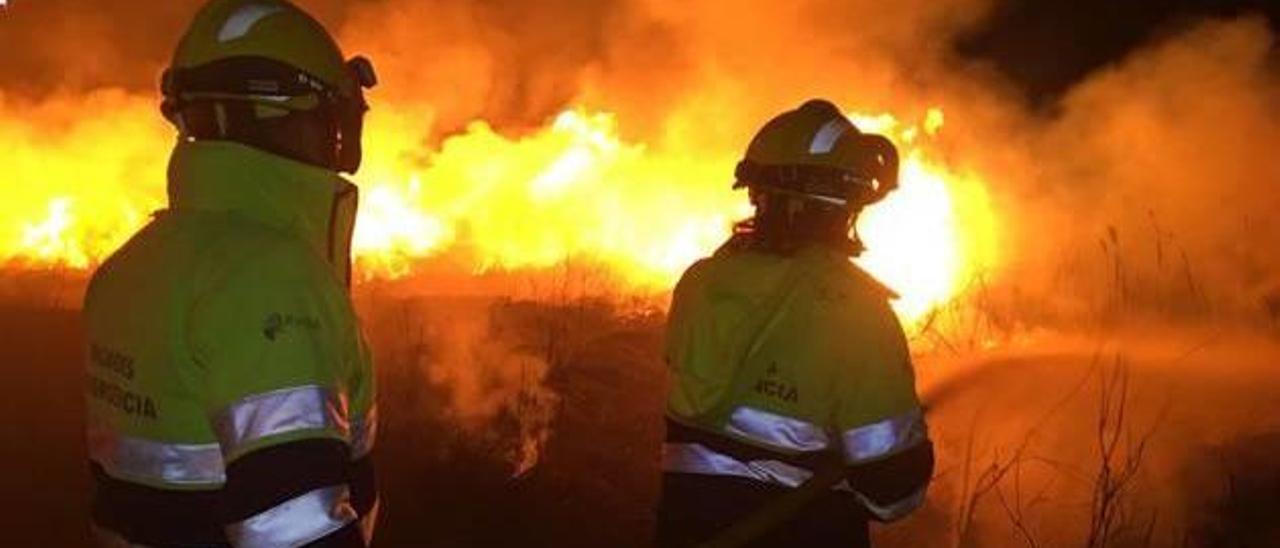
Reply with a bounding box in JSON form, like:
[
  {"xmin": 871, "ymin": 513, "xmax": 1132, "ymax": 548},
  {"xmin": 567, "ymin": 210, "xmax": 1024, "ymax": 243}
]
[
  {"xmin": 664, "ymin": 259, "xmax": 725, "ymax": 419},
  {"xmin": 189, "ymin": 244, "xmax": 375, "ymax": 547},
  {"xmin": 830, "ymin": 290, "xmax": 933, "ymax": 522},
  {"xmin": 664, "ymin": 259, "xmax": 706, "ymax": 370}
]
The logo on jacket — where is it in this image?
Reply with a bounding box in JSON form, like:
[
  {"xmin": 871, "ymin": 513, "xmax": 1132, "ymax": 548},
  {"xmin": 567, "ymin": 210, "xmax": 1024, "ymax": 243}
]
[
  {"xmin": 90, "ymin": 343, "xmax": 135, "ymax": 380},
  {"xmin": 89, "ymin": 375, "xmax": 158, "ymax": 419},
  {"xmin": 753, "ymin": 361, "xmax": 799, "ymax": 403},
  {"xmin": 263, "ymin": 312, "xmax": 320, "ymax": 341}
]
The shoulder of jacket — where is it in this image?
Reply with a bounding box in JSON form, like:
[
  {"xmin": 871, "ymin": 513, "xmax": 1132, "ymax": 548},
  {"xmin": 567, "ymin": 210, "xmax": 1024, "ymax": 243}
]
[
  {"xmin": 809, "ymin": 253, "xmax": 899, "ymax": 303},
  {"xmin": 847, "ymin": 263, "xmax": 900, "ymax": 300},
  {"xmin": 674, "ymin": 255, "xmax": 721, "ymax": 292},
  {"xmin": 195, "ymin": 223, "xmax": 331, "ymax": 295},
  {"xmin": 83, "ymin": 219, "xmax": 165, "ymax": 307}
]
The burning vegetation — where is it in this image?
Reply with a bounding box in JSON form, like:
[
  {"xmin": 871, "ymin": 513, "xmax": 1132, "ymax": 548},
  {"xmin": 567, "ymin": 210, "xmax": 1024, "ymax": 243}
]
[
  {"xmin": 1, "ymin": 89, "xmax": 994, "ymax": 328},
  {"xmin": 1, "ymin": 0, "xmax": 1279, "ymax": 546}
]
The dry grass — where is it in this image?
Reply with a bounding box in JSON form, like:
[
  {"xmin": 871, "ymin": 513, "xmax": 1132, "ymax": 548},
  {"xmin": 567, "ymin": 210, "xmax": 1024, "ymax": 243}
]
[{"xmin": 4, "ymin": 259, "xmax": 1280, "ymax": 546}]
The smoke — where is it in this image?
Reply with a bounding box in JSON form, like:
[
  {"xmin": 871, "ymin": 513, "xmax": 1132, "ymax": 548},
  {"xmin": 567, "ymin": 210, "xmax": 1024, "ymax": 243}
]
[
  {"xmin": 333, "ymin": 0, "xmax": 994, "ymax": 138},
  {"xmin": 358, "ymin": 295, "xmax": 561, "ymax": 476},
  {"xmin": 352, "ymin": 0, "xmax": 1278, "ymax": 327},
  {"xmin": 0, "ymin": 0, "xmax": 185, "ymax": 95},
  {"xmin": 4, "ymin": 0, "xmax": 1280, "ymax": 478},
  {"xmin": 419, "ymin": 301, "xmax": 559, "ymax": 476},
  {"xmin": 0, "ymin": 0, "xmax": 1003, "ymax": 159},
  {"xmin": 977, "ymin": 16, "xmax": 1280, "ymax": 323},
  {"xmin": 904, "ymin": 329, "xmax": 1280, "ymax": 546},
  {"xmin": 0, "ymin": 0, "xmax": 994, "ymax": 135},
  {"xmin": 0, "ymin": 0, "xmax": 366, "ymax": 95},
  {"xmin": 340, "ymin": 0, "xmax": 662, "ymax": 135}
]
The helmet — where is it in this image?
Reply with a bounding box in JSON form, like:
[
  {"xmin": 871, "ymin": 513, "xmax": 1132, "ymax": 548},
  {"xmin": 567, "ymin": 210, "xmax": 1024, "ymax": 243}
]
[
  {"xmin": 160, "ymin": 0, "xmax": 378, "ymax": 173},
  {"xmin": 734, "ymin": 99, "xmax": 899, "ymax": 208}
]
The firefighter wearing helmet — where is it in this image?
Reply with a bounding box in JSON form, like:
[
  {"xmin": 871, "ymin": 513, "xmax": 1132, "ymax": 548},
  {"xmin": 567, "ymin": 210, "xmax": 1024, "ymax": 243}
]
[
  {"xmin": 84, "ymin": 1, "xmax": 379, "ymax": 545},
  {"xmin": 657, "ymin": 100, "xmax": 935, "ymax": 546}
]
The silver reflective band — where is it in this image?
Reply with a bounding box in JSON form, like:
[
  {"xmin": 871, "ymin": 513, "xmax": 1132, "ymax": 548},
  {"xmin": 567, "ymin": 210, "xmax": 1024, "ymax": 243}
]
[
  {"xmin": 724, "ymin": 406, "xmax": 830, "ymax": 452},
  {"xmin": 809, "ymin": 118, "xmax": 850, "ymax": 154},
  {"xmin": 215, "ymin": 385, "xmax": 349, "ymax": 458},
  {"xmin": 350, "ymin": 407, "xmax": 377, "ymax": 459},
  {"xmin": 226, "ymin": 485, "xmax": 358, "ymax": 547},
  {"xmin": 841, "ymin": 407, "xmax": 927, "ymax": 464},
  {"xmin": 217, "ymin": 4, "xmax": 284, "ymax": 42},
  {"xmin": 662, "ymin": 442, "xmax": 813, "ymax": 488},
  {"xmin": 88, "ymin": 426, "xmax": 225, "ymax": 486},
  {"xmin": 856, "ymin": 486, "xmax": 927, "ymax": 521}
]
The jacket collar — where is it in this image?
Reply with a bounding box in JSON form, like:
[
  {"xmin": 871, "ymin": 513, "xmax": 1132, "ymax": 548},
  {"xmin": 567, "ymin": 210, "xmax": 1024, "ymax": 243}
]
[{"xmin": 167, "ymin": 140, "xmax": 359, "ymax": 285}]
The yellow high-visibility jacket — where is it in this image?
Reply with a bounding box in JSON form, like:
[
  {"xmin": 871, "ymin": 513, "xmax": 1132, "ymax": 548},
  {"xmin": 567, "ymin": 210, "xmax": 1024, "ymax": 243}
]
[
  {"xmin": 664, "ymin": 240, "xmax": 930, "ymax": 520},
  {"xmin": 84, "ymin": 141, "xmax": 377, "ymax": 546}
]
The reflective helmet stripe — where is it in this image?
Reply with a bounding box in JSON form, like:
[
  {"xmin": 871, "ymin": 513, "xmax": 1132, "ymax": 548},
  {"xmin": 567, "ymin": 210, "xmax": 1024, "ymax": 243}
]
[
  {"xmin": 808, "ymin": 118, "xmax": 851, "ymax": 154},
  {"xmin": 217, "ymin": 4, "xmax": 284, "ymax": 42}
]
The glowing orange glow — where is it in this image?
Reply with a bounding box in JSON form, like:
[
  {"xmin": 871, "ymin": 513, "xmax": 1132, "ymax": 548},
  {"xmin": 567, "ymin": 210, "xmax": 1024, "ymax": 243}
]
[
  {"xmin": 1, "ymin": 92, "xmax": 167, "ymax": 270},
  {"xmin": 1, "ymin": 96, "xmax": 997, "ymax": 325},
  {"xmin": 348, "ymin": 108, "xmax": 747, "ymax": 286},
  {"xmin": 853, "ymin": 108, "xmax": 999, "ymax": 322},
  {"xmin": 859, "ymin": 154, "xmax": 997, "ymax": 321}
]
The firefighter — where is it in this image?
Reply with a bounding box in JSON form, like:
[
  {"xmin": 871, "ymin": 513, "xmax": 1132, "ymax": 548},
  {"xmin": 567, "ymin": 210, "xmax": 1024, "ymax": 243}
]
[
  {"xmin": 84, "ymin": 0, "xmax": 379, "ymax": 545},
  {"xmin": 657, "ymin": 99, "xmax": 935, "ymax": 547}
]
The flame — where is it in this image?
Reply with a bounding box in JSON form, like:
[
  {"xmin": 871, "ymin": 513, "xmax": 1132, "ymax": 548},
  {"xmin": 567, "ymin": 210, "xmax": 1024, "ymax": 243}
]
[
  {"xmin": 1, "ymin": 91, "xmax": 166, "ymax": 270},
  {"xmin": 1, "ymin": 95, "xmax": 996, "ymax": 325},
  {"xmin": 853, "ymin": 108, "xmax": 999, "ymax": 321},
  {"xmin": 348, "ymin": 108, "xmax": 745, "ymax": 287}
]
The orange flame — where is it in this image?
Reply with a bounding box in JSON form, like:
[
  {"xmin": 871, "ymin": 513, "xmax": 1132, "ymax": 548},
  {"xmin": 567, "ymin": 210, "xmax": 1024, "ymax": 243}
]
[{"xmin": 2, "ymin": 95, "xmax": 997, "ymax": 326}]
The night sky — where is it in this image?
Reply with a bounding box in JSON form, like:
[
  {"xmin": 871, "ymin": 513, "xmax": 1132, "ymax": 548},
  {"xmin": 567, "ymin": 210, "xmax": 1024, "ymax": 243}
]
[{"xmin": 960, "ymin": 0, "xmax": 1280, "ymax": 105}]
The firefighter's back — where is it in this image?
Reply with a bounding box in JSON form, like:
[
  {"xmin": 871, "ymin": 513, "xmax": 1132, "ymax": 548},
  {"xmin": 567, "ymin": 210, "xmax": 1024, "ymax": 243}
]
[
  {"xmin": 666, "ymin": 243, "xmax": 911, "ymax": 430},
  {"xmin": 84, "ymin": 206, "xmax": 359, "ymax": 545},
  {"xmin": 86, "ymin": 210, "xmax": 236, "ymax": 543},
  {"xmin": 657, "ymin": 99, "xmax": 933, "ymax": 548}
]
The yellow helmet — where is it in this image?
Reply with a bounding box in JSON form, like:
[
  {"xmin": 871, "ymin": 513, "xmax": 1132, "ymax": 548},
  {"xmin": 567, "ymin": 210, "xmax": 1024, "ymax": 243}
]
[
  {"xmin": 160, "ymin": 0, "xmax": 377, "ymax": 172},
  {"xmin": 735, "ymin": 99, "xmax": 899, "ymax": 208}
]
